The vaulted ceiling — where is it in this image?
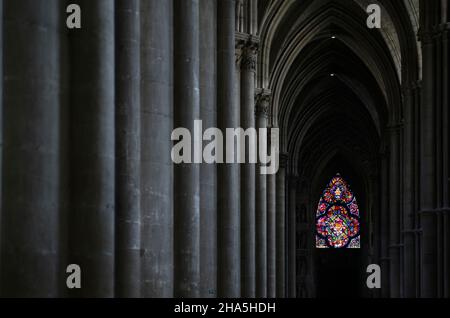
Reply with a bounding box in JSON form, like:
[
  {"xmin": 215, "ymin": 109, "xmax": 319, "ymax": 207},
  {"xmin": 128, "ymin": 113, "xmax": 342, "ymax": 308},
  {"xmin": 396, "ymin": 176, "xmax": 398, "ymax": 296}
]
[{"xmin": 257, "ymin": 0, "xmax": 419, "ymax": 186}]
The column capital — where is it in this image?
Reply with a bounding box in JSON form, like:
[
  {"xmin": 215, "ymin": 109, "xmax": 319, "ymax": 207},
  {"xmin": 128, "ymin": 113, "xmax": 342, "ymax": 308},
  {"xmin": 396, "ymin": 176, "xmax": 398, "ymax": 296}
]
[
  {"xmin": 438, "ymin": 22, "xmax": 450, "ymax": 31},
  {"xmin": 418, "ymin": 29, "xmax": 435, "ymax": 45},
  {"xmin": 402, "ymin": 81, "xmax": 422, "ymax": 98},
  {"xmin": 436, "ymin": 23, "xmax": 450, "ymax": 40},
  {"xmin": 236, "ymin": 32, "xmax": 259, "ymax": 72},
  {"xmin": 239, "ymin": 47, "xmax": 257, "ymax": 72},
  {"xmin": 419, "ymin": 24, "xmax": 449, "ymax": 42},
  {"xmin": 255, "ymin": 89, "xmax": 271, "ymax": 119},
  {"xmin": 431, "ymin": 23, "xmax": 450, "ymax": 37}
]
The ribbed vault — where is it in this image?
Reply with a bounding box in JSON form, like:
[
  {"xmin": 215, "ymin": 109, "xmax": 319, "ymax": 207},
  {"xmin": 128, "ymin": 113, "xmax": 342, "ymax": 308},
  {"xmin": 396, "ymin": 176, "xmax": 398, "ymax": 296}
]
[{"xmin": 257, "ymin": 0, "xmax": 419, "ymax": 183}]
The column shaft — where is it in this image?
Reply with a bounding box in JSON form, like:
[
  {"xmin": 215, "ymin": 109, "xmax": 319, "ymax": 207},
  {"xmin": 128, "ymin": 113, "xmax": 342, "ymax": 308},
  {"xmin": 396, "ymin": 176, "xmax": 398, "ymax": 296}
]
[
  {"xmin": 173, "ymin": 0, "xmax": 201, "ymax": 298},
  {"xmin": 442, "ymin": 24, "xmax": 449, "ymax": 211},
  {"xmin": 115, "ymin": 0, "xmax": 141, "ymax": 298},
  {"xmin": 217, "ymin": 0, "xmax": 240, "ymax": 297},
  {"xmin": 389, "ymin": 127, "xmax": 401, "ymax": 297},
  {"xmin": 69, "ymin": 0, "xmax": 115, "ymax": 297},
  {"xmin": 435, "ymin": 33, "xmax": 444, "ymax": 297},
  {"xmin": 420, "ymin": 32, "xmax": 437, "ymax": 298},
  {"xmin": 200, "ymin": 0, "xmax": 218, "ymax": 298},
  {"xmin": 1, "ymin": 0, "xmax": 61, "ymax": 297},
  {"xmin": 240, "ymin": 43, "xmax": 257, "ymax": 298},
  {"xmin": 0, "ymin": 0, "xmax": 3, "ymax": 261},
  {"xmin": 267, "ymin": 171, "xmax": 277, "ymax": 298},
  {"xmin": 441, "ymin": 25, "xmax": 449, "ymax": 298},
  {"xmin": 140, "ymin": 0, "xmax": 174, "ymax": 297},
  {"xmin": 276, "ymin": 154, "xmax": 287, "ymax": 297},
  {"xmin": 402, "ymin": 85, "xmax": 417, "ymax": 298},
  {"xmin": 414, "ymin": 84, "xmax": 422, "ymax": 298},
  {"xmin": 380, "ymin": 153, "xmax": 390, "ymax": 297},
  {"xmin": 255, "ymin": 94, "xmax": 269, "ymax": 298},
  {"xmin": 288, "ymin": 177, "xmax": 296, "ymax": 298},
  {"xmin": 249, "ymin": 0, "xmax": 258, "ymax": 35}
]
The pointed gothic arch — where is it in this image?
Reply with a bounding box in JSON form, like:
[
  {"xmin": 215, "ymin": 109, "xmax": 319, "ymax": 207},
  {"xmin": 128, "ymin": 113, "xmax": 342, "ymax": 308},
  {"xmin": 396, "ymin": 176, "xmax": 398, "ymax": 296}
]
[{"xmin": 315, "ymin": 174, "xmax": 361, "ymax": 249}]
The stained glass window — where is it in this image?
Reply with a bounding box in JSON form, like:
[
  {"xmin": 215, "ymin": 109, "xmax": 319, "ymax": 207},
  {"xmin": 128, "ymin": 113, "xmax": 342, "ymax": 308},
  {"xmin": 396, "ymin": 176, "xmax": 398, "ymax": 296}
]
[{"xmin": 316, "ymin": 174, "xmax": 360, "ymax": 249}]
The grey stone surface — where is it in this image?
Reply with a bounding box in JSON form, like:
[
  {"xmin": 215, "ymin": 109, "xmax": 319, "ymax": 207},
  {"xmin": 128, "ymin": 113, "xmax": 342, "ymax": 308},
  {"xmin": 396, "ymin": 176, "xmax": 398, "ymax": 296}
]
[
  {"xmin": 276, "ymin": 156, "xmax": 286, "ymax": 298},
  {"xmin": 441, "ymin": 23, "xmax": 450, "ymax": 298},
  {"xmin": 255, "ymin": 99, "xmax": 268, "ymax": 298},
  {"xmin": 380, "ymin": 154, "xmax": 390, "ymax": 297},
  {"xmin": 217, "ymin": 0, "xmax": 241, "ymax": 298},
  {"xmin": 140, "ymin": 0, "xmax": 174, "ymax": 298},
  {"xmin": 199, "ymin": 0, "xmax": 218, "ymax": 298},
  {"xmin": 267, "ymin": 172, "xmax": 277, "ymax": 298},
  {"xmin": 115, "ymin": 0, "xmax": 141, "ymax": 298},
  {"xmin": 1, "ymin": 0, "xmax": 61, "ymax": 297},
  {"xmin": 389, "ymin": 128, "xmax": 400, "ymax": 297},
  {"xmin": 173, "ymin": 0, "xmax": 201, "ymax": 298},
  {"xmin": 68, "ymin": 0, "xmax": 115, "ymax": 297},
  {"xmin": 288, "ymin": 177, "xmax": 296, "ymax": 298},
  {"xmin": 402, "ymin": 84, "xmax": 417, "ymax": 298},
  {"xmin": 240, "ymin": 47, "xmax": 256, "ymax": 298},
  {"xmin": 420, "ymin": 32, "xmax": 437, "ymax": 298},
  {"xmin": 0, "ymin": 0, "xmax": 3, "ymax": 271}
]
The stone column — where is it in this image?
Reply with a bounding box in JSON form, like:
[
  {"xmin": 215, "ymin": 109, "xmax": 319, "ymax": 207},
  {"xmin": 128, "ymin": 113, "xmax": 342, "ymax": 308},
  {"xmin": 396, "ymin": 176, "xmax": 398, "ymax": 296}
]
[
  {"xmin": 141, "ymin": 0, "xmax": 174, "ymax": 297},
  {"xmin": 255, "ymin": 91, "xmax": 270, "ymax": 298},
  {"xmin": 389, "ymin": 124, "xmax": 401, "ymax": 298},
  {"xmin": 235, "ymin": 0, "xmax": 244, "ymax": 33},
  {"xmin": 288, "ymin": 175, "xmax": 297, "ymax": 298},
  {"xmin": 68, "ymin": 0, "xmax": 115, "ymax": 297},
  {"xmin": 419, "ymin": 30, "xmax": 437, "ymax": 298},
  {"xmin": 249, "ymin": 0, "xmax": 258, "ymax": 35},
  {"xmin": 445, "ymin": 0, "xmax": 450, "ymax": 22},
  {"xmin": 217, "ymin": 0, "xmax": 241, "ymax": 298},
  {"xmin": 435, "ymin": 23, "xmax": 445, "ymax": 298},
  {"xmin": 0, "ymin": 0, "xmax": 61, "ymax": 297},
  {"xmin": 436, "ymin": 8, "xmax": 449, "ymax": 297},
  {"xmin": 413, "ymin": 82, "xmax": 422, "ymax": 298},
  {"xmin": 238, "ymin": 36, "xmax": 258, "ymax": 298},
  {"xmin": 173, "ymin": 0, "xmax": 201, "ymax": 298},
  {"xmin": 115, "ymin": 0, "xmax": 141, "ymax": 298},
  {"xmin": 266, "ymin": 146, "xmax": 277, "ymax": 298},
  {"xmin": 440, "ymin": 20, "xmax": 449, "ymax": 298},
  {"xmin": 402, "ymin": 84, "xmax": 418, "ymax": 298},
  {"xmin": 380, "ymin": 150, "xmax": 390, "ymax": 297},
  {"xmin": 276, "ymin": 153, "xmax": 288, "ymax": 298},
  {"xmin": 200, "ymin": 0, "xmax": 218, "ymax": 298},
  {"xmin": 368, "ymin": 173, "xmax": 381, "ymax": 298},
  {"xmin": 0, "ymin": 0, "xmax": 3, "ymax": 258}
]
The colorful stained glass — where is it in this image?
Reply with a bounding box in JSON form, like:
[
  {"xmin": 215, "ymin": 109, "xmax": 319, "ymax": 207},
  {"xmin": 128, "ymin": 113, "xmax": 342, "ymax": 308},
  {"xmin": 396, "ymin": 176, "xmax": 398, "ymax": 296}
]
[{"xmin": 315, "ymin": 174, "xmax": 360, "ymax": 249}]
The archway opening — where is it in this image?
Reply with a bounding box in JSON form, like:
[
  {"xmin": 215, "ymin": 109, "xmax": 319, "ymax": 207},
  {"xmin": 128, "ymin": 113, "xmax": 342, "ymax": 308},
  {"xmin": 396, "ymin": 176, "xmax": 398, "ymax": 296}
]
[
  {"xmin": 312, "ymin": 156, "xmax": 369, "ymax": 298},
  {"xmin": 315, "ymin": 174, "xmax": 361, "ymax": 249}
]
